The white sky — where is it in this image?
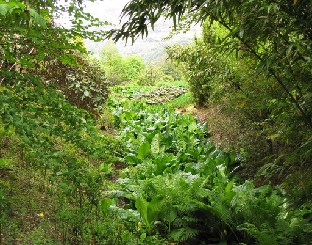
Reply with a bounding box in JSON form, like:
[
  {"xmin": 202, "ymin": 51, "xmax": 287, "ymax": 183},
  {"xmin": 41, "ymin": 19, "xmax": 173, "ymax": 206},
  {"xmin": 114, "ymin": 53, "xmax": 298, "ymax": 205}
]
[{"xmin": 85, "ymin": 0, "xmax": 128, "ymax": 25}]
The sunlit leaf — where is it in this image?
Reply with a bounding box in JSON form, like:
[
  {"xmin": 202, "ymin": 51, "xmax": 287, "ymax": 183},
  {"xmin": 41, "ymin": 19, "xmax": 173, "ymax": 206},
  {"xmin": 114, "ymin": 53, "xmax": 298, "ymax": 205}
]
[{"xmin": 151, "ymin": 133, "xmax": 160, "ymax": 155}]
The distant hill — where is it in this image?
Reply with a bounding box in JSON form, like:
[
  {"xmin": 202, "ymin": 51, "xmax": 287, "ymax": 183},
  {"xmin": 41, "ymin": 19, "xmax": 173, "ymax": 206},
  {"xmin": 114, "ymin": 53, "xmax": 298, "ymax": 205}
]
[
  {"xmin": 84, "ymin": 1, "xmax": 200, "ymax": 63},
  {"xmin": 85, "ymin": 22, "xmax": 200, "ymax": 63}
]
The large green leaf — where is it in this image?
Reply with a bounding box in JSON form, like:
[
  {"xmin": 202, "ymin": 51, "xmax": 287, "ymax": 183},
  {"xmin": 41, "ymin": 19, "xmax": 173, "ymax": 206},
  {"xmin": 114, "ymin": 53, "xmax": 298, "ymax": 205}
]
[
  {"xmin": 147, "ymin": 196, "xmax": 162, "ymax": 225},
  {"xmin": 29, "ymin": 8, "xmax": 47, "ymax": 27},
  {"xmin": 135, "ymin": 197, "xmax": 149, "ymax": 227},
  {"xmin": 188, "ymin": 121, "xmax": 197, "ymax": 132},
  {"xmin": 125, "ymin": 153, "xmax": 139, "ymax": 164},
  {"xmin": 137, "ymin": 141, "xmax": 151, "ymax": 159},
  {"xmin": 122, "ymin": 111, "xmax": 136, "ymax": 121},
  {"xmin": 99, "ymin": 198, "xmax": 113, "ymax": 216},
  {"xmin": 0, "ymin": 4, "xmax": 10, "ymax": 16}
]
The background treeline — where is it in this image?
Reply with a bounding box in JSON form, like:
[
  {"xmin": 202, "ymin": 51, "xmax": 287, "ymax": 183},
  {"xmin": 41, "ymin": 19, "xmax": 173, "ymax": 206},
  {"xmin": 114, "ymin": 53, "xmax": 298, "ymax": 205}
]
[{"xmin": 101, "ymin": 41, "xmax": 183, "ymax": 86}]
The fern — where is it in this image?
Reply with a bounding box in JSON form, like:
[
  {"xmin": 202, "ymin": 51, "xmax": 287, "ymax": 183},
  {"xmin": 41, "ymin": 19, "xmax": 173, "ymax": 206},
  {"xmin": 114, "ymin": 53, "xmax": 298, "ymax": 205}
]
[
  {"xmin": 172, "ymin": 211, "xmax": 201, "ymax": 231},
  {"xmin": 237, "ymin": 223, "xmax": 278, "ymax": 245},
  {"xmin": 170, "ymin": 227, "xmax": 200, "ymax": 242}
]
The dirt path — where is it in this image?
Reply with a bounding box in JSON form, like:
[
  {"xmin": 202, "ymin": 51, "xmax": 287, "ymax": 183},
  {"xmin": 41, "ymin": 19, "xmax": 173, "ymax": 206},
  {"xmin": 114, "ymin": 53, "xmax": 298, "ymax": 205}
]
[{"xmin": 176, "ymin": 104, "xmax": 241, "ymax": 149}]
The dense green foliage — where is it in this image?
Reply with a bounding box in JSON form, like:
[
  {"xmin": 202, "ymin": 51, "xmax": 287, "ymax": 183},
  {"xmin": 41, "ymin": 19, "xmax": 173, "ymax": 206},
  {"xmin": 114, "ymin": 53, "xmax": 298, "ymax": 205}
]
[
  {"xmin": 100, "ymin": 42, "xmax": 183, "ymax": 86},
  {"xmin": 38, "ymin": 51, "xmax": 109, "ymax": 111},
  {"xmin": 108, "ymin": 0, "xmax": 312, "ymax": 125},
  {"xmin": 138, "ymin": 60, "xmax": 185, "ymax": 86},
  {"xmin": 0, "ymin": 0, "xmax": 106, "ymax": 69},
  {"xmin": 110, "ymin": 84, "xmax": 187, "ymax": 104},
  {"xmin": 1, "ymin": 68, "xmax": 311, "ymax": 244},
  {"xmin": 167, "ymin": 20, "xmax": 312, "ymax": 202},
  {"xmin": 0, "ymin": 77, "xmax": 125, "ymax": 243},
  {"xmin": 167, "ymin": 37, "xmax": 228, "ymax": 106},
  {"xmin": 107, "ymin": 0, "xmax": 312, "ymax": 205},
  {"xmin": 0, "ymin": 0, "xmax": 110, "ymax": 112},
  {"xmin": 100, "ymin": 87, "xmax": 312, "ymax": 244},
  {"xmin": 1, "ymin": 0, "xmax": 312, "ymax": 243},
  {"xmin": 1, "ymin": 1, "xmax": 115, "ymax": 241},
  {"xmin": 110, "ymin": 0, "xmax": 312, "ymax": 128}
]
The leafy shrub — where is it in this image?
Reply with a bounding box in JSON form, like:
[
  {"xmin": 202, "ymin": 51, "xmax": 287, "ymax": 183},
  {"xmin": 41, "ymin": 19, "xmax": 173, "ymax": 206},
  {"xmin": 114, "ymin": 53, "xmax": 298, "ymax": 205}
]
[
  {"xmin": 0, "ymin": 0, "xmax": 109, "ymax": 113},
  {"xmin": 36, "ymin": 52, "xmax": 109, "ymax": 112},
  {"xmin": 123, "ymin": 56, "xmax": 146, "ymax": 83},
  {"xmin": 137, "ymin": 59, "xmax": 183, "ymax": 86}
]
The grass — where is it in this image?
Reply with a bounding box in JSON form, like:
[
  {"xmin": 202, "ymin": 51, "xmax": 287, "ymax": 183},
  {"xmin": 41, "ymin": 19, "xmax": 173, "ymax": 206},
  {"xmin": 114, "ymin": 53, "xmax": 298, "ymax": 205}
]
[
  {"xmin": 156, "ymin": 80, "xmax": 192, "ymax": 109},
  {"xmin": 155, "ymin": 80, "xmax": 188, "ymax": 87},
  {"xmin": 0, "ymin": 154, "xmax": 58, "ymax": 244},
  {"xmin": 165, "ymin": 92, "xmax": 193, "ymax": 108}
]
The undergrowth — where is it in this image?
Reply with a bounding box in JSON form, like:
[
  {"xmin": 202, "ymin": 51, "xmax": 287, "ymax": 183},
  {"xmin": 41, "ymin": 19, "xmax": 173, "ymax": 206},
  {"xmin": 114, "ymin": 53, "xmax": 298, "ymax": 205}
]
[
  {"xmin": 1, "ymin": 80, "xmax": 311, "ymax": 244},
  {"xmin": 102, "ymin": 88, "xmax": 312, "ymax": 244},
  {"xmin": 0, "ymin": 79, "xmax": 135, "ymax": 244}
]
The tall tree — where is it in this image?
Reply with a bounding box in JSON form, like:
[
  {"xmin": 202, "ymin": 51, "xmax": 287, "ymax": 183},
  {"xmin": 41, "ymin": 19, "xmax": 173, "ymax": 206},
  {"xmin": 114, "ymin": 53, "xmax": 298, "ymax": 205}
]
[{"xmin": 0, "ymin": 0, "xmax": 107, "ymax": 83}]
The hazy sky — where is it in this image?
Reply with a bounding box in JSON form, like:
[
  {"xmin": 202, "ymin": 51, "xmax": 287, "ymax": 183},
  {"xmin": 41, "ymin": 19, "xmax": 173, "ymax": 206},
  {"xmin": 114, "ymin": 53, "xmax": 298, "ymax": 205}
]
[{"xmin": 85, "ymin": 0, "xmax": 128, "ymax": 25}]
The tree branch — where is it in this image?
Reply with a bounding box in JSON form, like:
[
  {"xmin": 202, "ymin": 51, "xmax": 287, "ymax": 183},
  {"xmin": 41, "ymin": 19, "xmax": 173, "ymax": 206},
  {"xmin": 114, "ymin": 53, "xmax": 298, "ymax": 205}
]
[{"xmin": 217, "ymin": 18, "xmax": 312, "ymax": 128}]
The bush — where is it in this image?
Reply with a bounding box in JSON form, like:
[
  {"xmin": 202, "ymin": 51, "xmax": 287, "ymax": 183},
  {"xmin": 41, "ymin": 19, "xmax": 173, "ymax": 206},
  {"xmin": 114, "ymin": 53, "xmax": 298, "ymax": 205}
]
[{"xmin": 167, "ymin": 38, "xmax": 232, "ymax": 106}]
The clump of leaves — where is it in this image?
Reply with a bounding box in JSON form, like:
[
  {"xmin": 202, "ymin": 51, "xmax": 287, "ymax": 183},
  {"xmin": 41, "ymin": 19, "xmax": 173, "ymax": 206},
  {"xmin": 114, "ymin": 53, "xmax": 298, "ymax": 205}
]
[
  {"xmin": 37, "ymin": 52, "xmax": 109, "ymax": 112},
  {"xmin": 139, "ymin": 86, "xmax": 187, "ymax": 104}
]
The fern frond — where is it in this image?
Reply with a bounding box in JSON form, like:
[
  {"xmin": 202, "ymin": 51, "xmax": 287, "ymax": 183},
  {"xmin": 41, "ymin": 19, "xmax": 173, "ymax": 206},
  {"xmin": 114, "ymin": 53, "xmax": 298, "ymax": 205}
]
[
  {"xmin": 173, "ymin": 215, "xmax": 200, "ymax": 228},
  {"xmin": 170, "ymin": 227, "xmax": 200, "ymax": 242}
]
